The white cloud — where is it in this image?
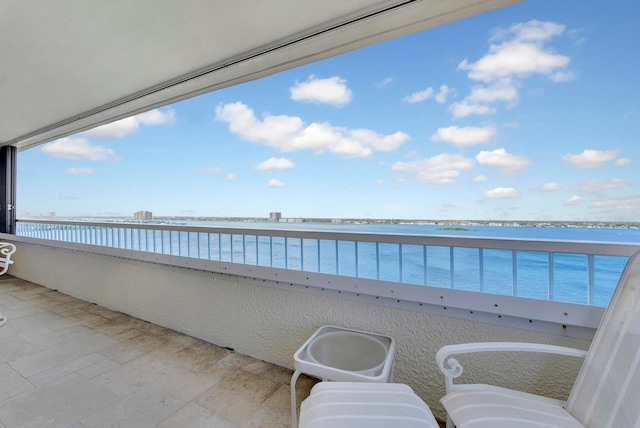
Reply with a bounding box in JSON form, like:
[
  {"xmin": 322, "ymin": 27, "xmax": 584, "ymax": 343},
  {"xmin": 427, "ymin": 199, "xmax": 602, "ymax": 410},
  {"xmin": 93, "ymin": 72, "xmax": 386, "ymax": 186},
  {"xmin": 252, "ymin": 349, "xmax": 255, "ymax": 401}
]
[
  {"xmin": 377, "ymin": 77, "xmax": 394, "ymax": 87},
  {"xmin": 41, "ymin": 138, "xmax": 120, "ymax": 162},
  {"xmin": 476, "ymin": 148, "xmax": 530, "ymax": 175},
  {"xmin": 459, "ymin": 20, "xmax": 570, "ymax": 82},
  {"xmin": 541, "ymin": 182, "xmax": 560, "ymax": 191},
  {"xmin": 615, "ymin": 158, "xmax": 631, "ymax": 168},
  {"xmin": 466, "ymin": 79, "xmax": 519, "ymax": 106},
  {"xmin": 65, "ymin": 167, "xmax": 95, "ymax": 175},
  {"xmin": 550, "ymin": 71, "xmax": 576, "ymax": 82},
  {"xmin": 290, "ymin": 75, "xmax": 352, "ymax": 107},
  {"xmin": 577, "ymin": 179, "xmax": 630, "ymax": 193},
  {"xmin": 403, "ymin": 87, "xmax": 434, "ymax": 103},
  {"xmin": 391, "ymin": 153, "xmax": 475, "ymax": 184},
  {"xmin": 80, "ymin": 108, "xmax": 175, "ymax": 139},
  {"xmin": 452, "ymin": 20, "xmax": 572, "ymax": 118},
  {"xmin": 449, "ymin": 102, "xmax": 496, "ymax": 119},
  {"xmin": 215, "ymin": 102, "xmax": 409, "ymax": 158},
  {"xmin": 459, "ymin": 42, "xmax": 569, "ymax": 82},
  {"xmin": 563, "ymin": 149, "xmax": 621, "ymax": 169},
  {"xmin": 474, "ymin": 175, "xmax": 488, "ymax": 183},
  {"xmin": 431, "ymin": 125, "xmax": 497, "ymax": 147},
  {"xmin": 268, "ymin": 178, "xmax": 285, "ymax": 188},
  {"xmin": 255, "ymin": 157, "xmax": 295, "ymax": 171},
  {"xmin": 375, "ymin": 179, "xmax": 384, "ymax": 185},
  {"xmin": 564, "ymin": 195, "xmax": 583, "ymax": 205},
  {"xmin": 483, "ymin": 187, "xmax": 519, "ymax": 199},
  {"xmin": 590, "ymin": 195, "xmax": 640, "ymax": 220},
  {"xmin": 490, "ymin": 20, "xmax": 566, "ymax": 44},
  {"xmin": 435, "ymin": 85, "xmax": 450, "ymax": 103},
  {"xmin": 225, "ymin": 173, "xmax": 237, "ymax": 181}
]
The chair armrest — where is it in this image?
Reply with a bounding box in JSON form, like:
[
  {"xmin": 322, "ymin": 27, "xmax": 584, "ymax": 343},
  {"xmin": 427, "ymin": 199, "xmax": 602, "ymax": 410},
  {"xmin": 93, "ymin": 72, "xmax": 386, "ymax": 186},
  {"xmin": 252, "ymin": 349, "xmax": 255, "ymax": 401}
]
[
  {"xmin": 0, "ymin": 242, "xmax": 16, "ymax": 275},
  {"xmin": 436, "ymin": 342, "xmax": 587, "ymax": 391}
]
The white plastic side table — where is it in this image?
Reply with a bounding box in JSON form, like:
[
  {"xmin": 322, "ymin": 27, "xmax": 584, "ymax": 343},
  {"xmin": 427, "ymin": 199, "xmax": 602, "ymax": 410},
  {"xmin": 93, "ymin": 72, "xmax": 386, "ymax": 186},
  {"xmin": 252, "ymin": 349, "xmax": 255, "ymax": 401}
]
[{"xmin": 290, "ymin": 326, "xmax": 396, "ymax": 428}]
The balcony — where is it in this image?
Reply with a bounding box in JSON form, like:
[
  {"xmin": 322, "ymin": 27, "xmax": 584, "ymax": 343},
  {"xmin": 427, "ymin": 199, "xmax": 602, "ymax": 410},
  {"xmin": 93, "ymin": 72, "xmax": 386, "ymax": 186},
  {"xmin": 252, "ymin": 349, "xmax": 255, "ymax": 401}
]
[
  {"xmin": 3, "ymin": 221, "xmax": 639, "ymax": 424},
  {"xmin": 0, "ymin": 275, "xmax": 319, "ymax": 427}
]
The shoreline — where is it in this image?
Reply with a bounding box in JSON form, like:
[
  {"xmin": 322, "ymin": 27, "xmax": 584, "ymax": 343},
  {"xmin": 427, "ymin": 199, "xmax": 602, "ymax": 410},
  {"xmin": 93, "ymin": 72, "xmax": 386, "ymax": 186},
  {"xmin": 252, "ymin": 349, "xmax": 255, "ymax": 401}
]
[{"xmin": 31, "ymin": 216, "xmax": 640, "ymax": 229}]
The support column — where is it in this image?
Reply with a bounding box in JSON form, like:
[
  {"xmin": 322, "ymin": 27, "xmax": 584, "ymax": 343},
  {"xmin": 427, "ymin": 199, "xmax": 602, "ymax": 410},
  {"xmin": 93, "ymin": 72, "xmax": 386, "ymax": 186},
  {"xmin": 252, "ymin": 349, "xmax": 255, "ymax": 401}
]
[{"xmin": 0, "ymin": 146, "xmax": 17, "ymax": 234}]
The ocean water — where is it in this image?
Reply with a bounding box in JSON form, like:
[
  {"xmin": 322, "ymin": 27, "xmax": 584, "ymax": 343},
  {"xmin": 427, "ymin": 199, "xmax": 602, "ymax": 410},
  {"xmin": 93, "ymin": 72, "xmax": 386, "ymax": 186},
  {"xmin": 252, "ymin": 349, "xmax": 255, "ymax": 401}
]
[
  {"xmin": 18, "ymin": 220, "xmax": 640, "ymax": 307},
  {"xmin": 179, "ymin": 221, "xmax": 640, "ymax": 307}
]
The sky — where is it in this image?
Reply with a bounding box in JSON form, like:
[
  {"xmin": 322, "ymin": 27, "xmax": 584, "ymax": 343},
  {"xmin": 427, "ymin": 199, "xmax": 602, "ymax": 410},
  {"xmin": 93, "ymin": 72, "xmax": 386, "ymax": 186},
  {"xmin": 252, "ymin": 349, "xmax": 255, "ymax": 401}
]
[{"xmin": 17, "ymin": 1, "xmax": 640, "ymax": 221}]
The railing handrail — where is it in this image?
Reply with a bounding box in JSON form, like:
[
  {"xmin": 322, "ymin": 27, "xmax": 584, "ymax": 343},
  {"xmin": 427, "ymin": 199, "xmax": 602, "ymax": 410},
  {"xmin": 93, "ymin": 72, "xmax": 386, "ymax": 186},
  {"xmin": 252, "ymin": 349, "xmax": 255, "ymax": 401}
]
[{"xmin": 15, "ymin": 219, "xmax": 640, "ymax": 257}]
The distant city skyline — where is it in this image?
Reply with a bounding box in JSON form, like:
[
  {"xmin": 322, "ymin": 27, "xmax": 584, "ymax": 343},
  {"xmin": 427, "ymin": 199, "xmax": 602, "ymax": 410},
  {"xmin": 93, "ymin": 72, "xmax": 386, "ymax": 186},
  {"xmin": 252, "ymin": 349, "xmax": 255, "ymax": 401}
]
[{"xmin": 17, "ymin": 1, "xmax": 640, "ymax": 222}]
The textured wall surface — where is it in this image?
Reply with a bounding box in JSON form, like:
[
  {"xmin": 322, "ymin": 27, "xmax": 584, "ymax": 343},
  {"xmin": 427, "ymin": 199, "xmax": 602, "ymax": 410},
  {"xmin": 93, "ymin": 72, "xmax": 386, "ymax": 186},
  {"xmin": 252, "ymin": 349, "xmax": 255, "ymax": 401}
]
[{"xmin": 10, "ymin": 243, "xmax": 591, "ymax": 420}]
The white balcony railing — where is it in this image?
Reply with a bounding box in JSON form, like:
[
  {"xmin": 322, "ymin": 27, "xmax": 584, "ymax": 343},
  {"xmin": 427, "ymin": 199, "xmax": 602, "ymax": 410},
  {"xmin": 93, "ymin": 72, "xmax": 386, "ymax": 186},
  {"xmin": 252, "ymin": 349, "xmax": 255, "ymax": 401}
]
[{"xmin": 15, "ymin": 220, "xmax": 640, "ymax": 310}]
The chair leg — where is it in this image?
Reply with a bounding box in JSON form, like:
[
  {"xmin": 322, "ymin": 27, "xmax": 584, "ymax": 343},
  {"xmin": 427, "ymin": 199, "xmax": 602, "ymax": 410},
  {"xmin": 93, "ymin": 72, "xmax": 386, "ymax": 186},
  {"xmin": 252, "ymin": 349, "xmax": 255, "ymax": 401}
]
[
  {"xmin": 290, "ymin": 370, "xmax": 302, "ymax": 428},
  {"xmin": 446, "ymin": 415, "xmax": 454, "ymax": 428}
]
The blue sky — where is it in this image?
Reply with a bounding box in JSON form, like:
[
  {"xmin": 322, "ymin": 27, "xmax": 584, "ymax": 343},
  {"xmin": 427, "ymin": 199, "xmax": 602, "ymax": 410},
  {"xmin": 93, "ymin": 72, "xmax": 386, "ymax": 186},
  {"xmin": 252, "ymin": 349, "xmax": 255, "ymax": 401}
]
[{"xmin": 18, "ymin": 1, "xmax": 640, "ymax": 221}]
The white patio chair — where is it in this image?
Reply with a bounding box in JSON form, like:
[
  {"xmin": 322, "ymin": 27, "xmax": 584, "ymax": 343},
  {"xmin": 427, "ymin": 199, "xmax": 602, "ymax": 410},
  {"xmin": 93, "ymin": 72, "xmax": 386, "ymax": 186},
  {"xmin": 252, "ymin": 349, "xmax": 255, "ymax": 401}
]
[
  {"xmin": 0, "ymin": 242, "xmax": 16, "ymax": 276},
  {"xmin": 437, "ymin": 250, "xmax": 640, "ymax": 428}
]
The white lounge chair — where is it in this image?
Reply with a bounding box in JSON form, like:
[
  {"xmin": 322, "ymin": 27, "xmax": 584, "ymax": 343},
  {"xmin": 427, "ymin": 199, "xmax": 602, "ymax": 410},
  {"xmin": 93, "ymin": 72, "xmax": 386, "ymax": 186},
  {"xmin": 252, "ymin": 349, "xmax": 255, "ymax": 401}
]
[
  {"xmin": 437, "ymin": 250, "xmax": 640, "ymax": 427},
  {"xmin": 299, "ymin": 382, "xmax": 439, "ymax": 427}
]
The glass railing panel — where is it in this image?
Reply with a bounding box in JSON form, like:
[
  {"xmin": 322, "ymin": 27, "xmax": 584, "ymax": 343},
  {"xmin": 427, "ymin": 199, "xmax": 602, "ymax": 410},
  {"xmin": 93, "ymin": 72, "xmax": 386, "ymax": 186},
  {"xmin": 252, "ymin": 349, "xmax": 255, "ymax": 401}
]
[
  {"xmin": 378, "ymin": 243, "xmax": 400, "ymax": 282},
  {"xmin": 337, "ymin": 240, "xmax": 356, "ymax": 277},
  {"xmin": 257, "ymin": 236, "xmax": 272, "ymax": 267},
  {"xmin": 356, "ymin": 242, "xmax": 378, "ymax": 280},
  {"xmin": 553, "ymin": 253, "xmax": 588, "ymax": 304},
  {"xmin": 453, "ymin": 247, "xmax": 481, "ymax": 292},
  {"xmin": 425, "ymin": 245, "xmax": 451, "ymax": 289},
  {"xmin": 593, "ymin": 255, "xmax": 627, "ymax": 307},
  {"xmin": 516, "ymin": 251, "xmax": 549, "ymax": 300},
  {"xmin": 401, "ymin": 244, "xmax": 425, "ymax": 285},
  {"xmin": 286, "ymin": 238, "xmax": 302, "ymax": 270},
  {"xmin": 270, "ymin": 236, "xmax": 286, "ymax": 269},
  {"xmin": 482, "ymin": 249, "xmax": 514, "ymax": 296},
  {"xmin": 319, "ymin": 239, "xmax": 337, "ymax": 274},
  {"xmin": 301, "ymin": 238, "xmax": 319, "ymax": 272}
]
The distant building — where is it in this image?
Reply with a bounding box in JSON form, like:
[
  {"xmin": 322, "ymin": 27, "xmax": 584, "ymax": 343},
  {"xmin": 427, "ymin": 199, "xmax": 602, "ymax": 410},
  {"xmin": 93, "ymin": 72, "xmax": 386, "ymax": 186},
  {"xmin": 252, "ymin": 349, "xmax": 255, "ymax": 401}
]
[
  {"xmin": 269, "ymin": 212, "xmax": 281, "ymax": 222},
  {"xmin": 134, "ymin": 211, "xmax": 153, "ymax": 220}
]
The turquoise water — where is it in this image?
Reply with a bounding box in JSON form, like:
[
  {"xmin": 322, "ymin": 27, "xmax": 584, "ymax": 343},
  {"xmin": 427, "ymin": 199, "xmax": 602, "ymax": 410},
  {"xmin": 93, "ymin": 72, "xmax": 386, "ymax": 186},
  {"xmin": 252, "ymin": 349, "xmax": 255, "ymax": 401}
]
[
  {"xmin": 183, "ymin": 221, "xmax": 640, "ymax": 306},
  {"xmin": 18, "ymin": 220, "xmax": 640, "ymax": 306}
]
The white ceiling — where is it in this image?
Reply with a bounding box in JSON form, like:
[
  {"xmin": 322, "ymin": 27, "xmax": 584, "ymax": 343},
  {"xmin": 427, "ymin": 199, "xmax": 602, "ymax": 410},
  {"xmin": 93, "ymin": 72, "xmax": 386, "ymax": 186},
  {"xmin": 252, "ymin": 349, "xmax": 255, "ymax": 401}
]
[{"xmin": 1, "ymin": 0, "xmax": 520, "ymax": 150}]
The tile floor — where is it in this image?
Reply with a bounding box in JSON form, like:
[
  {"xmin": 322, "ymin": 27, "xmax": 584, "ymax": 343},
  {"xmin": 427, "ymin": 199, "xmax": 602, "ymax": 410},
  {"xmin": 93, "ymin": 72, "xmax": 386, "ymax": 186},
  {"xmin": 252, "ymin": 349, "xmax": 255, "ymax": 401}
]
[{"xmin": 0, "ymin": 276, "xmax": 319, "ymax": 427}]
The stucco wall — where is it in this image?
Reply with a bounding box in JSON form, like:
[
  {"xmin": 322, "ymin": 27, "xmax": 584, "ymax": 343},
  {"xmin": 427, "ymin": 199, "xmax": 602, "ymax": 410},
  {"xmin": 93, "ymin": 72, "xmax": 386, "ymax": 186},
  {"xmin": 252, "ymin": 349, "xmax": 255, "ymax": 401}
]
[{"xmin": 9, "ymin": 242, "xmax": 590, "ymax": 420}]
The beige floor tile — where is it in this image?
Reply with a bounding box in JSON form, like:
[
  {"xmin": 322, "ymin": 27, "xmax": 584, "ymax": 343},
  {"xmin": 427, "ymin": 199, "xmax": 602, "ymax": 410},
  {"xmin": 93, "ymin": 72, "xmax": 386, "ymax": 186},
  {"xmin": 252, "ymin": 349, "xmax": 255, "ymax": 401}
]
[
  {"xmin": 149, "ymin": 331, "xmax": 201, "ymax": 359},
  {"xmin": 83, "ymin": 364, "xmax": 216, "ymax": 428},
  {"xmin": 0, "ymin": 334, "xmax": 41, "ymax": 365},
  {"xmin": 197, "ymin": 413, "xmax": 239, "ymax": 428},
  {"xmin": 77, "ymin": 357, "xmax": 121, "ymax": 379},
  {"xmin": 99, "ymin": 333, "xmax": 167, "ymax": 364},
  {"xmin": 247, "ymin": 362, "xmax": 295, "ymax": 385},
  {"xmin": 9, "ymin": 333, "xmax": 117, "ymax": 378},
  {"xmin": 0, "ymin": 373, "xmax": 117, "ymax": 428},
  {"xmin": 196, "ymin": 369, "xmax": 280, "ymax": 424},
  {"xmin": 91, "ymin": 352, "xmax": 216, "ymax": 399},
  {"xmin": 156, "ymin": 402, "xmax": 211, "ymax": 427},
  {"xmin": 0, "ymin": 364, "xmax": 35, "ymax": 403},
  {"xmin": 1, "ymin": 304, "xmax": 46, "ymax": 320},
  {"xmin": 27, "ymin": 352, "xmax": 112, "ymax": 387},
  {"xmin": 169, "ymin": 340, "xmax": 231, "ymax": 372},
  {"xmin": 20, "ymin": 324, "xmax": 97, "ymax": 350},
  {"xmin": 245, "ymin": 405, "xmax": 291, "ymax": 428},
  {"xmin": 155, "ymin": 402, "xmax": 239, "ymax": 428}
]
